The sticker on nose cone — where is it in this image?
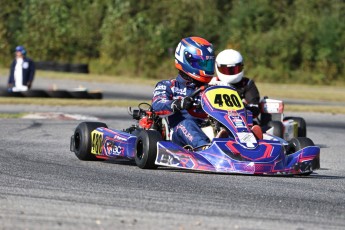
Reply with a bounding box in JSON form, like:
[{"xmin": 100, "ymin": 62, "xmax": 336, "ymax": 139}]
[{"xmin": 237, "ymin": 132, "xmax": 257, "ymax": 148}]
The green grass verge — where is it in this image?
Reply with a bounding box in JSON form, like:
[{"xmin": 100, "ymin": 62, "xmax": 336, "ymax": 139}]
[
  {"xmin": 285, "ymin": 104, "xmax": 345, "ymax": 114},
  {"xmin": 0, "ymin": 97, "xmax": 150, "ymax": 107},
  {"xmin": 258, "ymin": 83, "xmax": 345, "ymax": 102},
  {"xmin": 0, "ymin": 113, "xmax": 27, "ymax": 119}
]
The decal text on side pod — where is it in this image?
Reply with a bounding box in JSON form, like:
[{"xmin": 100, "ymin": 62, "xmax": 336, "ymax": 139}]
[{"xmin": 91, "ymin": 130, "xmax": 103, "ymax": 155}]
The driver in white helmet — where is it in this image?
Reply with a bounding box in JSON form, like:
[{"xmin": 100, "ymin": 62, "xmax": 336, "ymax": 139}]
[{"xmin": 211, "ymin": 49, "xmax": 260, "ymax": 118}]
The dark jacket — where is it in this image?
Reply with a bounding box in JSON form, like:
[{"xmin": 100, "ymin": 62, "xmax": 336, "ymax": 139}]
[
  {"xmin": 232, "ymin": 77, "xmax": 260, "ymax": 117},
  {"xmin": 8, "ymin": 57, "xmax": 35, "ymax": 87}
]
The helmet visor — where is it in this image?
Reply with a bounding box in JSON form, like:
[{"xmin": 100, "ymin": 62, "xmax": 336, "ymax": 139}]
[
  {"xmin": 217, "ymin": 63, "xmax": 243, "ymax": 75},
  {"xmin": 186, "ymin": 54, "xmax": 215, "ymax": 73}
]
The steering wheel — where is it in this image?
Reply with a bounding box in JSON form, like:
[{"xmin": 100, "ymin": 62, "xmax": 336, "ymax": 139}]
[
  {"xmin": 187, "ymin": 85, "xmax": 209, "ymax": 118},
  {"xmin": 189, "ymin": 85, "xmax": 208, "ymax": 98}
]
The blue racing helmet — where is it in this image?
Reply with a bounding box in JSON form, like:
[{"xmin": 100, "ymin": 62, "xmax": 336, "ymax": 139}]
[{"xmin": 175, "ymin": 37, "xmax": 215, "ymax": 83}]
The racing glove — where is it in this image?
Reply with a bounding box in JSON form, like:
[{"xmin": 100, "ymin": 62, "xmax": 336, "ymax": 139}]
[{"xmin": 171, "ymin": 97, "xmax": 194, "ymax": 111}]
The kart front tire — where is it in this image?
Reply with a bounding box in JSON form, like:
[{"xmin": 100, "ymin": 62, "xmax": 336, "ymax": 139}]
[
  {"xmin": 135, "ymin": 130, "xmax": 162, "ymax": 169},
  {"xmin": 284, "ymin": 116, "xmax": 307, "ymax": 137},
  {"xmin": 73, "ymin": 122, "xmax": 108, "ymax": 160},
  {"xmin": 268, "ymin": 121, "xmax": 284, "ymax": 138},
  {"xmin": 288, "ymin": 137, "xmax": 314, "ymax": 154},
  {"xmin": 288, "ymin": 137, "xmax": 316, "ymax": 175}
]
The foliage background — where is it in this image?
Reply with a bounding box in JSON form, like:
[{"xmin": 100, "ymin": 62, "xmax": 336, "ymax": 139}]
[{"xmin": 0, "ymin": 0, "xmax": 344, "ymax": 84}]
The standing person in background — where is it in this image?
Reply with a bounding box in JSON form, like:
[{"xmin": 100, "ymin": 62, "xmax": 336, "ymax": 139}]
[{"xmin": 7, "ymin": 46, "xmax": 35, "ymax": 92}]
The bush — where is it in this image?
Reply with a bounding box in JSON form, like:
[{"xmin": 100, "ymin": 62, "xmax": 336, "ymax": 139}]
[{"xmin": 0, "ymin": 0, "xmax": 343, "ymax": 84}]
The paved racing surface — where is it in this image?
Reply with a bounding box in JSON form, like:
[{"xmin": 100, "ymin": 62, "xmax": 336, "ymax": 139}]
[{"xmin": 1, "ymin": 105, "xmax": 345, "ymax": 229}]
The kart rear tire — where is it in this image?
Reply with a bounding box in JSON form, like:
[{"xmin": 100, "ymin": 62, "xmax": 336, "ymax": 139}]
[
  {"xmin": 135, "ymin": 130, "xmax": 162, "ymax": 169},
  {"xmin": 88, "ymin": 91, "xmax": 103, "ymax": 99},
  {"xmin": 47, "ymin": 90, "xmax": 73, "ymax": 98},
  {"xmin": 268, "ymin": 121, "xmax": 284, "ymax": 138},
  {"xmin": 69, "ymin": 90, "xmax": 89, "ymax": 99},
  {"xmin": 0, "ymin": 90, "xmax": 24, "ymax": 97},
  {"xmin": 73, "ymin": 122, "xmax": 108, "ymax": 161},
  {"xmin": 22, "ymin": 89, "xmax": 49, "ymax": 98},
  {"xmin": 288, "ymin": 137, "xmax": 314, "ymax": 154},
  {"xmin": 284, "ymin": 116, "xmax": 307, "ymax": 137}
]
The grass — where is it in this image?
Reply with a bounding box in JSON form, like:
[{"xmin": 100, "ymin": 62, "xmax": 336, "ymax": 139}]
[
  {"xmin": 24, "ymin": 69, "xmax": 158, "ymax": 86},
  {"xmin": 1, "ymin": 67, "xmax": 345, "ymax": 114},
  {"xmin": 284, "ymin": 104, "xmax": 345, "ymax": 114},
  {"xmin": 0, "ymin": 113, "xmax": 27, "ymax": 119},
  {"xmin": 258, "ymin": 83, "xmax": 345, "ymax": 102},
  {"xmin": 0, "ymin": 97, "xmax": 150, "ymax": 107}
]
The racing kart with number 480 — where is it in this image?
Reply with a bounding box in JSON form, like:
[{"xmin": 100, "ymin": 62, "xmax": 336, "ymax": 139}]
[{"xmin": 70, "ymin": 85, "xmax": 320, "ymax": 175}]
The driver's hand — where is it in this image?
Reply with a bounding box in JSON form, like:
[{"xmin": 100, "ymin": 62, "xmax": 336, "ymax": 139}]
[{"xmin": 171, "ymin": 96, "xmax": 194, "ymax": 111}]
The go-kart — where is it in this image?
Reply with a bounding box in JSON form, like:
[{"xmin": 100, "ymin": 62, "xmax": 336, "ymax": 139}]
[
  {"xmin": 259, "ymin": 97, "xmax": 307, "ymax": 141},
  {"xmin": 70, "ymin": 85, "xmax": 320, "ymax": 175}
]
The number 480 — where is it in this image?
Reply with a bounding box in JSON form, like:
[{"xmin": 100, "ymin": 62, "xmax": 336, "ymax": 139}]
[{"xmin": 214, "ymin": 94, "xmax": 241, "ymax": 108}]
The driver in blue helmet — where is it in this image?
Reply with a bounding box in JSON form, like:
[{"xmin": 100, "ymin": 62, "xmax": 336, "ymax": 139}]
[{"xmin": 152, "ymin": 37, "xmax": 215, "ymax": 149}]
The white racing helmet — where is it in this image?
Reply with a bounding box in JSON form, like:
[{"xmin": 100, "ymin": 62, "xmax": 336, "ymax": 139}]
[{"xmin": 215, "ymin": 49, "xmax": 244, "ymax": 84}]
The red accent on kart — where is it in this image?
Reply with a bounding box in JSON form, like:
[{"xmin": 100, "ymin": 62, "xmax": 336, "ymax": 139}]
[
  {"xmin": 225, "ymin": 141, "xmax": 240, "ymax": 155},
  {"xmin": 139, "ymin": 117, "xmax": 153, "ymax": 129},
  {"xmin": 155, "ymin": 111, "xmax": 172, "ymax": 116},
  {"xmin": 95, "ymin": 155, "xmax": 109, "ymax": 160},
  {"xmin": 226, "ymin": 140, "xmax": 273, "ymax": 161},
  {"xmin": 187, "ymin": 107, "xmax": 208, "ymax": 119},
  {"xmin": 255, "ymin": 143, "xmax": 273, "ymax": 161}
]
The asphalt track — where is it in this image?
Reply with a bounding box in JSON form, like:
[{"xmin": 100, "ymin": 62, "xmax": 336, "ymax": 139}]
[
  {"xmin": 0, "ymin": 75, "xmax": 345, "ymax": 229},
  {"xmin": 1, "ymin": 104, "xmax": 345, "ymax": 230}
]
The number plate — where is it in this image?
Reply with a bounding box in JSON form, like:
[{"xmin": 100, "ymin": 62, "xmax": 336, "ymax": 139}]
[
  {"xmin": 205, "ymin": 88, "xmax": 244, "ymax": 111},
  {"xmin": 91, "ymin": 130, "xmax": 103, "ymax": 155}
]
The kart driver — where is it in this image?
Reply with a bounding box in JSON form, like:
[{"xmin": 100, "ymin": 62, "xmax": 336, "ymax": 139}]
[
  {"xmin": 211, "ymin": 49, "xmax": 261, "ymax": 118},
  {"xmin": 152, "ymin": 36, "xmax": 215, "ymax": 149}
]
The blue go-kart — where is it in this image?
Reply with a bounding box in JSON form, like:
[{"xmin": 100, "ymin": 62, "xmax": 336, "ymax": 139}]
[{"xmin": 70, "ymin": 85, "xmax": 320, "ymax": 175}]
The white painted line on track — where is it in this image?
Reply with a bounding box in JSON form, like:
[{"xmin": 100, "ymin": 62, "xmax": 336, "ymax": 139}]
[{"xmin": 22, "ymin": 112, "xmax": 99, "ymax": 121}]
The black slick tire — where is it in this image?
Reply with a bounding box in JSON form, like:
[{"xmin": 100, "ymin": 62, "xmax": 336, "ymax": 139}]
[
  {"xmin": 88, "ymin": 91, "xmax": 103, "ymax": 99},
  {"xmin": 135, "ymin": 130, "xmax": 162, "ymax": 169},
  {"xmin": 0, "ymin": 90, "xmax": 24, "ymax": 97},
  {"xmin": 73, "ymin": 122, "xmax": 108, "ymax": 160},
  {"xmin": 46, "ymin": 90, "xmax": 73, "ymax": 98},
  {"xmin": 69, "ymin": 90, "xmax": 89, "ymax": 99},
  {"xmin": 288, "ymin": 137, "xmax": 317, "ymax": 175},
  {"xmin": 288, "ymin": 137, "xmax": 314, "ymax": 154},
  {"xmin": 22, "ymin": 89, "xmax": 49, "ymax": 98}
]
